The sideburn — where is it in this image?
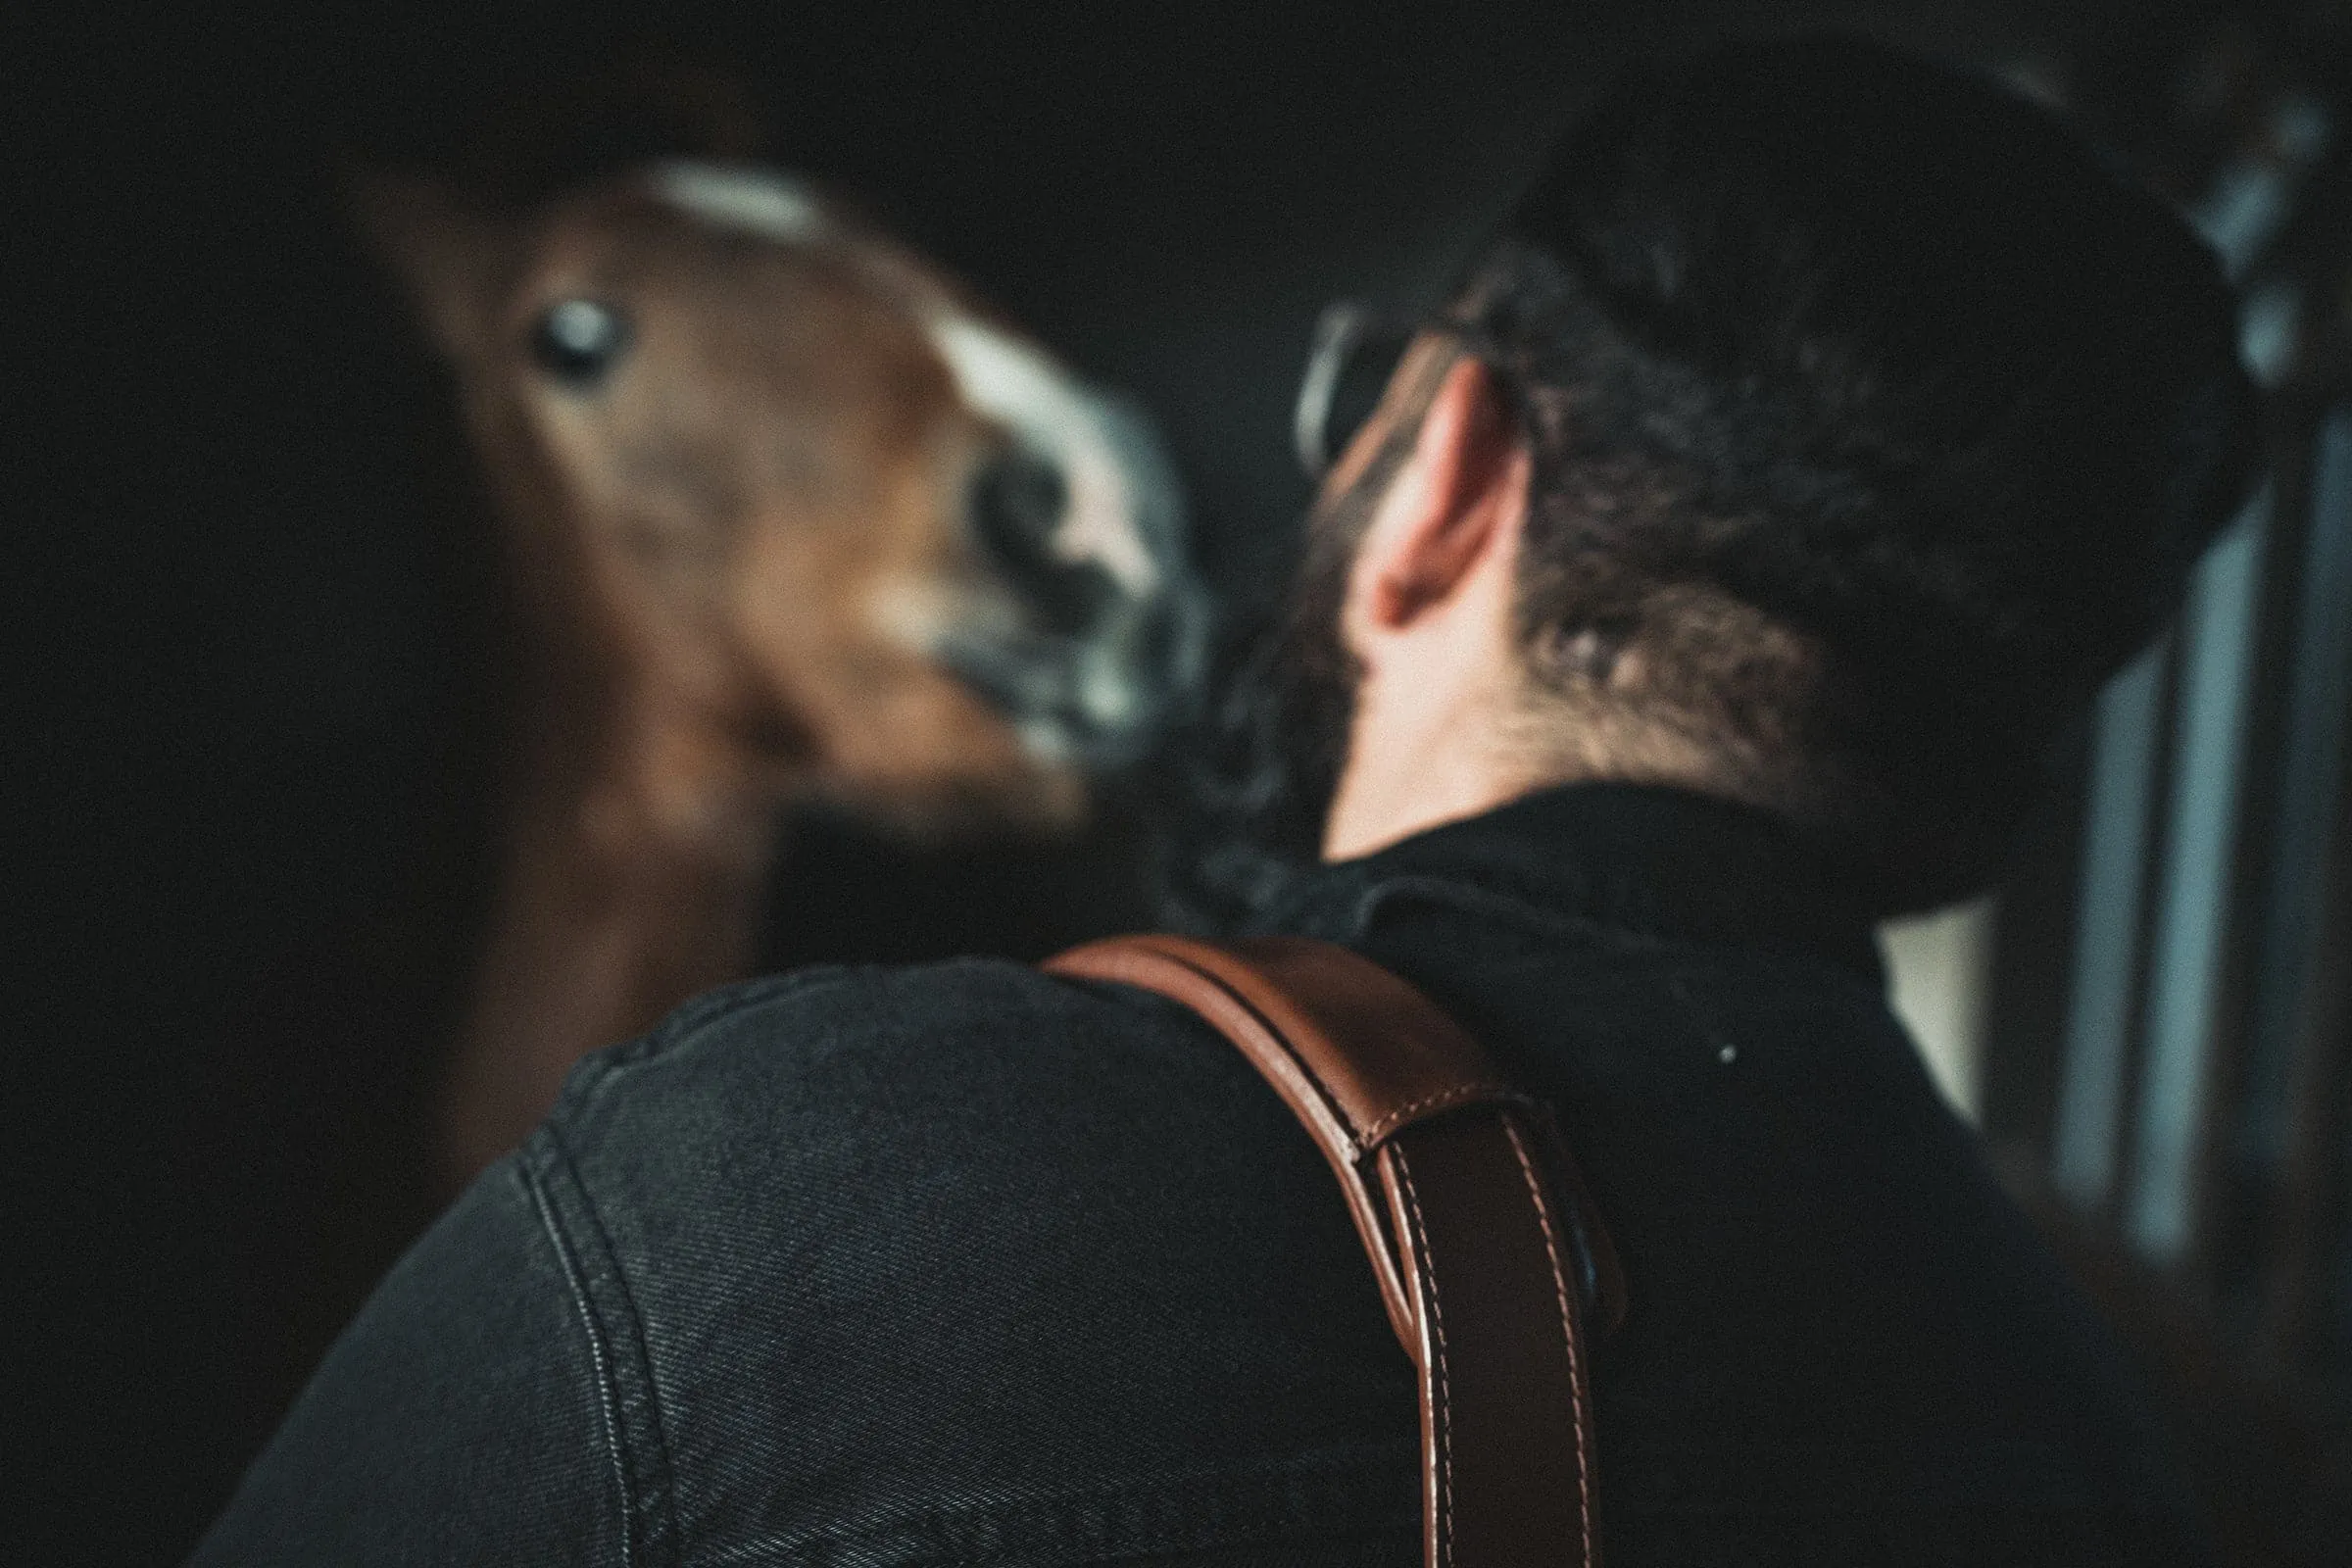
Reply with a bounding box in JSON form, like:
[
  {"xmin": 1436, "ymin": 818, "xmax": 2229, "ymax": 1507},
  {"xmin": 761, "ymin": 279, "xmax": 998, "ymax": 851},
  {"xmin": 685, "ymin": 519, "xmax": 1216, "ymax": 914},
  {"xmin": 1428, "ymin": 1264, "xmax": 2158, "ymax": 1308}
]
[{"xmin": 1156, "ymin": 417, "xmax": 1420, "ymax": 930}]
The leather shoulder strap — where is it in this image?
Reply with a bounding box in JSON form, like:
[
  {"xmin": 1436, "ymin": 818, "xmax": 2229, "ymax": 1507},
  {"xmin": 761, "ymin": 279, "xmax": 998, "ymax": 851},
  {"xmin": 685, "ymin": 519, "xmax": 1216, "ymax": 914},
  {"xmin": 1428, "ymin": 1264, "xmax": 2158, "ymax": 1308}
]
[{"xmin": 1045, "ymin": 933, "xmax": 1624, "ymax": 1568}]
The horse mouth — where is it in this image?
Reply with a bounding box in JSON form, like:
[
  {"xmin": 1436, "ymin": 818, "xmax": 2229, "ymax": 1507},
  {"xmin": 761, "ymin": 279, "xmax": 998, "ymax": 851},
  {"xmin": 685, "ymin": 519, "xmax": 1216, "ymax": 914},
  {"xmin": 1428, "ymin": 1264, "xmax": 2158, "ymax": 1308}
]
[{"xmin": 937, "ymin": 588, "xmax": 1207, "ymax": 771}]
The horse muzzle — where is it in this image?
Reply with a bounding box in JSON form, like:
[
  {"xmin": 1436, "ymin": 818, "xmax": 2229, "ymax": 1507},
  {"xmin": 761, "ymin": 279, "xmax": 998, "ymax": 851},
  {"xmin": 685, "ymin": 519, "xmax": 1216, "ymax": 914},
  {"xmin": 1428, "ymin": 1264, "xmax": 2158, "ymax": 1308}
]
[
  {"xmin": 944, "ymin": 400, "xmax": 1211, "ymax": 770},
  {"xmin": 936, "ymin": 581, "xmax": 1210, "ymax": 770}
]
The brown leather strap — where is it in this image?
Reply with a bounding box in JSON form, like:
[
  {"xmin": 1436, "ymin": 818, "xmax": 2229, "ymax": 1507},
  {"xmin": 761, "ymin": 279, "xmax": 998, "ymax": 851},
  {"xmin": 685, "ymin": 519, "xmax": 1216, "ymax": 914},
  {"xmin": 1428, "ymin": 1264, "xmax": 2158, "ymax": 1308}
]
[{"xmin": 1045, "ymin": 933, "xmax": 1623, "ymax": 1568}]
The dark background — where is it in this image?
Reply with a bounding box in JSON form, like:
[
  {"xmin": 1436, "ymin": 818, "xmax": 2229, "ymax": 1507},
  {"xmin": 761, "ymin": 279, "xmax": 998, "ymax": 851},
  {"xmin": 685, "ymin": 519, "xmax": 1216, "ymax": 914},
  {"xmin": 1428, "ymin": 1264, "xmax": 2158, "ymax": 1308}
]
[{"xmin": 10, "ymin": 2, "xmax": 2277, "ymax": 1561}]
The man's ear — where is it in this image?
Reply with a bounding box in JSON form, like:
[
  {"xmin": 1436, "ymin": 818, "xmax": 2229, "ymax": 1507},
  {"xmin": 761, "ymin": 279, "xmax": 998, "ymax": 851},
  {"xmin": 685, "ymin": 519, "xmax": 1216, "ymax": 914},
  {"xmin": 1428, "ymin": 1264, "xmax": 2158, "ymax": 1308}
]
[
  {"xmin": 1350, "ymin": 355, "xmax": 1528, "ymax": 632},
  {"xmin": 344, "ymin": 168, "xmax": 517, "ymax": 366}
]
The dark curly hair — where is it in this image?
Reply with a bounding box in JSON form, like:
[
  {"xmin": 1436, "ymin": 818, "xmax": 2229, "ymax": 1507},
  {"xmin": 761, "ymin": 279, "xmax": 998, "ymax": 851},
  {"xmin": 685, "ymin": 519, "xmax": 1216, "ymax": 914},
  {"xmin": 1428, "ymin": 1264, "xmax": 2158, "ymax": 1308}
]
[{"xmin": 1167, "ymin": 33, "xmax": 2262, "ymax": 928}]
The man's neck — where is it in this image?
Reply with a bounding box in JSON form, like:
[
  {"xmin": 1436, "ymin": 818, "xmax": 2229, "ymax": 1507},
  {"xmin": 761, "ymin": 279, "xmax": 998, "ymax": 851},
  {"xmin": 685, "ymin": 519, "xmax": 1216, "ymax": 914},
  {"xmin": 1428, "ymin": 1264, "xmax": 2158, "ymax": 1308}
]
[{"xmin": 1321, "ymin": 685, "xmax": 1793, "ymax": 865}]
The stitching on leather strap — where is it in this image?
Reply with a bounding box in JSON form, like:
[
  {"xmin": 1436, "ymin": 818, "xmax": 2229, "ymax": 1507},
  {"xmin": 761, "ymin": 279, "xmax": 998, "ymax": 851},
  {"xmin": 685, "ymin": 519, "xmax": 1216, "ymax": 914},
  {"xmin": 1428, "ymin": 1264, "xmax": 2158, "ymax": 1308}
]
[
  {"xmin": 1358, "ymin": 1082, "xmax": 1514, "ymax": 1144},
  {"xmin": 1504, "ymin": 1117, "xmax": 1594, "ymax": 1568},
  {"xmin": 1155, "ymin": 948, "xmax": 1367, "ymax": 1153},
  {"xmin": 1102, "ymin": 940, "xmax": 1517, "ymax": 1151},
  {"xmin": 1391, "ymin": 1151, "xmax": 1455, "ymax": 1568}
]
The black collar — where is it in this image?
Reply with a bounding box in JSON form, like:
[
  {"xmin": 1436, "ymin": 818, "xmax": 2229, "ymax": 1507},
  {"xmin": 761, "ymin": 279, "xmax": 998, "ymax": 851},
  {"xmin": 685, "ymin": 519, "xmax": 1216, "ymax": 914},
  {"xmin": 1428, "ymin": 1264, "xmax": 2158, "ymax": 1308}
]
[{"xmin": 1253, "ymin": 782, "xmax": 1886, "ymax": 983}]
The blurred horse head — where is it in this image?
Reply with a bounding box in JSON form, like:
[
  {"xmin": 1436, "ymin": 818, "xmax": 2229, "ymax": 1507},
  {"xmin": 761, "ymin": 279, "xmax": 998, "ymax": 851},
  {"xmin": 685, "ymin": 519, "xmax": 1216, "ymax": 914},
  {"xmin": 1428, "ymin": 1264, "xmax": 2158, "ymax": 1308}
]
[
  {"xmin": 353, "ymin": 149, "xmax": 1208, "ymax": 1181},
  {"xmin": 358, "ymin": 158, "xmax": 1205, "ymax": 861}
]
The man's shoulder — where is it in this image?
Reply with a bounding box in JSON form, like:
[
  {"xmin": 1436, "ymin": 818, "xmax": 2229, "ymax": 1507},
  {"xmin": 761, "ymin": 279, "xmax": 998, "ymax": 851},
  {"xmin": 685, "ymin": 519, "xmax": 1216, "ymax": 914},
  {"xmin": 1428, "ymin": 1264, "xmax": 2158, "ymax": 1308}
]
[
  {"xmin": 542, "ymin": 956, "xmax": 1227, "ymax": 1163},
  {"xmin": 514, "ymin": 956, "xmax": 1419, "ymax": 1564}
]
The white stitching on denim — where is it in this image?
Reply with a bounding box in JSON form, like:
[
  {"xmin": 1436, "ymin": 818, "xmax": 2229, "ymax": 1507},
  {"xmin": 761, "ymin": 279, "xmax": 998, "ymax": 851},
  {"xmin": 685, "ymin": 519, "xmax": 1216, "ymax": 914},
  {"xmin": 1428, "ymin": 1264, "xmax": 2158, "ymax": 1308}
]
[{"xmin": 521, "ymin": 1161, "xmax": 636, "ymax": 1568}]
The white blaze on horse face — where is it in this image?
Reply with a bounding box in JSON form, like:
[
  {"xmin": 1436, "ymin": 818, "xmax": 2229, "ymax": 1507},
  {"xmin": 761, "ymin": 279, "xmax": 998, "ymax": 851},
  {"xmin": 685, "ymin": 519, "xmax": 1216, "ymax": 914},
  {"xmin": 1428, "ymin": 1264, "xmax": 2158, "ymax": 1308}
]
[
  {"xmin": 638, "ymin": 159, "xmax": 1193, "ymax": 766},
  {"xmin": 648, "ymin": 161, "xmax": 831, "ymax": 247},
  {"xmin": 923, "ymin": 315, "xmax": 1161, "ymax": 598},
  {"xmin": 643, "ymin": 160, "xmax": 1163, "ymax": 603}
]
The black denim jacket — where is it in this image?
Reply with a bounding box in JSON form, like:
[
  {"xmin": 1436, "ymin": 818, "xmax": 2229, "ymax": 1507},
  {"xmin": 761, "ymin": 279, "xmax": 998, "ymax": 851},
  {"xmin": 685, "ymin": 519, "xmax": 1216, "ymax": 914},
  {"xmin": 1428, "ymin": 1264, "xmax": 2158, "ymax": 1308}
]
[{"xmin": 192, "ymin": 785, "xmax": 2204, "ymax": 1566}]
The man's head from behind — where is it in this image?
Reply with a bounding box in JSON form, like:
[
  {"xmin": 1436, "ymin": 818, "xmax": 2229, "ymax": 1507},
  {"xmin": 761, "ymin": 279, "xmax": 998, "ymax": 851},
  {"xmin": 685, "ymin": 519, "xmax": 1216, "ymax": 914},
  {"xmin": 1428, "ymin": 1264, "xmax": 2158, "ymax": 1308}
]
[{"xmin": 1262, "ymin": 33, "xmax": 2260, "ymax": 916}]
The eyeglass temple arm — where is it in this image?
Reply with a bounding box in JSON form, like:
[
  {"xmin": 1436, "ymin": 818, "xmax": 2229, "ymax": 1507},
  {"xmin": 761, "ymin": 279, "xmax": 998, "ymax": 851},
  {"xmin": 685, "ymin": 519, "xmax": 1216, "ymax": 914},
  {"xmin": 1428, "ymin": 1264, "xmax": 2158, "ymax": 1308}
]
[{"xmin": 1294, "ymin": 301, "xmax": 1369, "ymax": 480}]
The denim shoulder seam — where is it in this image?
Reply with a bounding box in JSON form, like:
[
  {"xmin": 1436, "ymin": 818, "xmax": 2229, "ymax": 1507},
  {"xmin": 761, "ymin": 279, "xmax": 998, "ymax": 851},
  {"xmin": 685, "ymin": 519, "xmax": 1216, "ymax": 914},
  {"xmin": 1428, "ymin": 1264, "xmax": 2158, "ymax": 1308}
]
[
  {"xmin": 523, "ymin": 1128, "xmax": 683, "ymax": 1566},
  {"xmin": 556, "ymin": 965, "xmax": 862, "ymax": 1115},
  {"xmin": 514, "ymin": 1159, "xmax": 638, "ymax": 1567}
]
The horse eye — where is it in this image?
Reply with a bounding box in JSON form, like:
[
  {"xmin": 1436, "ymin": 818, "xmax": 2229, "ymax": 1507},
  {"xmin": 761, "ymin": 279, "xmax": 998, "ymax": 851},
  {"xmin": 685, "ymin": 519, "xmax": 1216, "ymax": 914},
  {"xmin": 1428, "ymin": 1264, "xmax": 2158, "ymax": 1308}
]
[{"xmin": 528, "ymin": 299, "xmax": 631, "ymax": 388}]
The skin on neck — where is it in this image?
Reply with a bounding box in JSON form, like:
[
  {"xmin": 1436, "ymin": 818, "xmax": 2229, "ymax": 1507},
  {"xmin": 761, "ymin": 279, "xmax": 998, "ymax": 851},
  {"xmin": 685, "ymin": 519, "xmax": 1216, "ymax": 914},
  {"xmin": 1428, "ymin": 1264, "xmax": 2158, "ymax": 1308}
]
[
  {"xmin": 1321, "ymin": 348, "xmax": 1549, "ymax": 861},
  {"xmin": 1319, "ymin": 345, "xmax": 1725, "ymax": 862}
]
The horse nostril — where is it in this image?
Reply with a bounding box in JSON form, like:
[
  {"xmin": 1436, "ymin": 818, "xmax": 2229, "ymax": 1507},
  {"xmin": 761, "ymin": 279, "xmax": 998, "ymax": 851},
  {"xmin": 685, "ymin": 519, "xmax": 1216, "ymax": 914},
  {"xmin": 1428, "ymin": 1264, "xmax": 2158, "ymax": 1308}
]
[
  {"xmin": 966, "ymin": 445, "xmax": 1118, "ymax": 636},
  {"xmin": 969, "ymin": 445, "xmax": 1065, "ymax": 556}
]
